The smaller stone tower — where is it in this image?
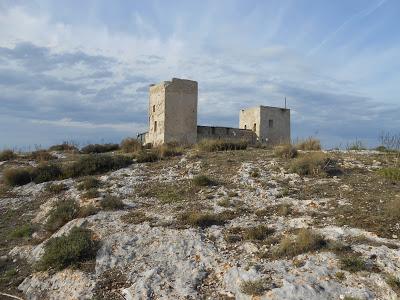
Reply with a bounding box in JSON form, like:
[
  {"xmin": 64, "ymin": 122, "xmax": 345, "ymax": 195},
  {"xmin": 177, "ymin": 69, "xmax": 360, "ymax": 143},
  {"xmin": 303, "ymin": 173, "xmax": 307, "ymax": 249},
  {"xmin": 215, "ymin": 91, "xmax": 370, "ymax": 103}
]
[
  {"xmin": 239, "ymin": 106, "xmax": 290, "ymax": 145},
  {"xmin": 146, "ymin": 78, "xmax": 198, "ymax": 146}
]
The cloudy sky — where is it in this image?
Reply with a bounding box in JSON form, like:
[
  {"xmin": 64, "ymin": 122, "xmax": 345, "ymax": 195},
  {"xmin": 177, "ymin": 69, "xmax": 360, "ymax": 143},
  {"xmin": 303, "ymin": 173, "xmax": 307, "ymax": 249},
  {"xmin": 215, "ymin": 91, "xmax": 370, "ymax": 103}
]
[{"xmin": 0, "ymin": 0, "xmax": 399, "ymax": 149}]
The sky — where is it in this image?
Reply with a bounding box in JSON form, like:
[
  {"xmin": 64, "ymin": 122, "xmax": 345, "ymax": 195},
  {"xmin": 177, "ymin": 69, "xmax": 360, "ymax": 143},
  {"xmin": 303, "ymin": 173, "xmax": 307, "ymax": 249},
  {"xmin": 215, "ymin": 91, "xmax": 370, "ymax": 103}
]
[{"xmin": 0, "ymin": 0, "xmax": 399, "ymax": 150}]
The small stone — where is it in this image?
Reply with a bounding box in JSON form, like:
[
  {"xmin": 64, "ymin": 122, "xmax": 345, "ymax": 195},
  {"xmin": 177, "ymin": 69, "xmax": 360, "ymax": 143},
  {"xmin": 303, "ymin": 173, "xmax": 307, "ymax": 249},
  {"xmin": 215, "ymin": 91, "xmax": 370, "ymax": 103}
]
[{"xmin": 392, "ymin": 234, "xmax": 398, "ymax": 239}]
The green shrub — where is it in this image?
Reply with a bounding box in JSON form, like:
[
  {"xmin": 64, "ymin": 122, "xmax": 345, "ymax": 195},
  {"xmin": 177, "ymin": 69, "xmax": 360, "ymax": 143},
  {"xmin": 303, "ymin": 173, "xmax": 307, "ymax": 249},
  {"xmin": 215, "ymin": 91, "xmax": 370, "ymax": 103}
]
[
  {"xmin": 49, "ymin": 142, "xmax": 78, "ymax": 152},
  {"xmin": 0, "ymin": 149, "xmax": 16, "ymax": 161},
  {"xmin": 178, "ymin": 211, "xmax": 233, "ymax": 228},
  {"xmin": 274, "ymin": 144, "xmax": 298, "ymax": 159},
  {"xmin": 38, "ymin": 227, "xmax": 97, "ymax": 271},
  {"xmin": 243, "ymin": 225, "xmax": 275, "ymax": 241},
  {"xmin": 120, "ymin": 138, "xmax": 142, "ymax": 153},
  {"xmin": 379, "ymin": 168, "xmax": 400, "ymax": 182},
  {"xmin": 45, "ymin": 183, "xmax": 68, "ymax": 194},
  {"xmin": 274, "ymin": 229, "xmax": 326, "ymax": 258},
  {"xmin": 77, "ymin": 176, "xmax": 101, "ymax": 191},
  {"xmin": 197, "ymin": 139, "xmax": 248, "ymax": 152},
  {"xmin": 100, "ymin": 195, "xmax": 124, "ymax": 210},
  {"xmin": 290, "ymin": 152, "xmax": 326, "ymax": 175},
  {"xmin": 32, "ymin": 164, "xmax": 63, "ymax": 183},
  {"xmin": 45, "ymin": 199, "xmax": 79, "ymax": 232},
  {"xmin": 10, "ymin": 224, "xmax": 34, "ymax": 239},
  {"xmin": 80, "ymin": 143, "xmax": 119, "ymax": 154},
  {"xmin": 3, "ymin": 167, "xmax": 32, "ymax": 186},
  {"xmin": 193, "ymin": 175, "xmax": 216, "ymax": 186},
  {"xmin": 339, "ymin": 254, "xmax": 367, "ymax": 272},
  {"xmin": 136, "ymin": 150, "xmax": 160, "ymax": 163},
  {"xmin": 296, "ymin": 138, "xmax": 321, "ymax": 151},
  {"xmin": 63, "ymin": 154, "xmax": 132, "ymax": 178}
]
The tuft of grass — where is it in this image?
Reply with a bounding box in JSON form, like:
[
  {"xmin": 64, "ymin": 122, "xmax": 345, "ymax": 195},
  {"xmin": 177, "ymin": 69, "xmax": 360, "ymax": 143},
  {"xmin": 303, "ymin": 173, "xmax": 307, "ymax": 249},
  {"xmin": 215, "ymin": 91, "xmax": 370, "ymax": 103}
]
[
  {"xmin": 32, "ymin": 164, "xmax": 63, "ymax": 183},
  {"xmin": 3, "ymin": 167, "xmax": 32, "ymax": 186},
  {"xmin": 274, "ymin": 229, "xmax": 326, "ymax": 258},
  {"xmin": 0, "ymin": 149, "xmax": 17, "ymax": 161},
  {"xmin": 10, "ymin": 224, "xmax": 34, "ymax": 239},
  {"xmin": 82, "ymin": 188, "xmax": 100, "ymax": 199},
  {"xmin": 77, "ymin": 205, "xmax": 99, "ymax": 218},
  {"xmin": 289, "ymin": 152, "xmax": 341, "ymax": 176},
  {"xmin": 296, "ymin": 138, "xmax": 321, "ymax": 151},
  {"xmin": 121, "ymin": 211, "xmax": 152, "ymax": 224},
  {"xmin": 243, "ymin": 225, "xmax": 275, "ymax": 241},
  {"xmin": 77, "ymin": 176, "xmax": 101, "ymax": 191},
  {"xmin": 49, "ymin": 142, "xmax": 78, "ymax": 152},
  {"xmin": 335, "ymin": 271, "xmax": 346, "ymax": 281},
  {"xmin": 193, "ymin": 175, "xmax": 216, "ymax": 186},
  {"xmin": 277, "ymin": 203, "xmax": 292, "ymax": 216},
  {"xmin": 120, "ymin": 138, "xmax": 142, "ymax": 153},
  {"xmin": 378, "ymin": 168, "xmax": 400, "ymax": 182},
  {"xmin": 157, "ymin": 144, "xmax": 183, "ymax": 158},
  {"xmin": 339, "ymin": 254, "xmax": 368, "ymax": 273},
  {"xmin": 274, "ymin": 144, "xmax": 298, "ymax": 159},
  {"xmin": 240, "ymin": 278, "xmax": 275, "ymax": 296},
  {"xmin": 100, "ymin": 195, "xmax": 124, "ymax": 210},
  {"xmin": 80, "ymin": 143, "xmax": 119, "ymax": 154},
  {"xmin": 37, "ymin": 227, "xmax": 97, "ymax": 271},
  {"xmin": 63, "ymin": 154, "xmax": 132, "ymax": 178},
  {"xmin": 45, "ymin": 199, "xmax": 79, "ymax": 232},
  {"xmin": 135, "ymin": 150, "xmax": 160, "ymax": 163},
  {"xmin": 178, "ymin": 211, "xmax": 233, "ymax": 228},
  {"xmin": 45, "ymin": 183, "xmax": 68, "ymax": 194},
  {"xmin": 27, "ymin": 149, "xmax": 55, "ymax": 161},
  {"xmin": 197, "ymin": 139, "xmax": 248, "ymax": 152}
]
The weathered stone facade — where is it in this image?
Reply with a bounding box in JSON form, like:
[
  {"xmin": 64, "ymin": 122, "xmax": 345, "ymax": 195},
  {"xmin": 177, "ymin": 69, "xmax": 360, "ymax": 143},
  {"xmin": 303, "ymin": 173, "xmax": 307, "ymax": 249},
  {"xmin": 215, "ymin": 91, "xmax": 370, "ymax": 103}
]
[{"xmin": 138, "ymin": 78, "xmax": 290, "ymax": 146}]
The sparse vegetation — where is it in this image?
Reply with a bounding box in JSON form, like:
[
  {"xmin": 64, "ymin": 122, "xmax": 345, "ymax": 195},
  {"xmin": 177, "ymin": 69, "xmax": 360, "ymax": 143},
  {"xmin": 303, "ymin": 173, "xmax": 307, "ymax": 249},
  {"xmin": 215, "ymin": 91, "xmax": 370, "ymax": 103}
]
[
  {"xmin": 10, "ymin": 224, "xmax": 34, "ymax": 239},
  {"xmin": 193, "ymin": 175, "xmax": 216, "ymax": 186},
  {"xmin": 77, "ymin": 205, "xmax": 99, "ymax": 218},
  {"xmin": 49, "ymin": 142, "xmax": 78, "ymax": 152},
  {"xmin": 0, "ymin": 149, "xmax": 16, "ymax": 161},
  {"xmin": 27, "ymin": 149, "xmax": 55, "ymax": 161},
  {"xmin": 339, "ymin": 254, "xmax": 368, "ymax": 273},
  {"xmin": 378, "ymin": 168, "xmax": 400, "ymax": 182},
  {"xmin": 82, "ymin": 188, "xmax": 100, "ymax": 199},
  {"xmin": 178, "ymin": 211, "xmax": 233, "ymax": 228},
  {"xmin": 197, "ymin": 139, "xmax": 248, "ymax": 152},
  {"xmin": 274, "ymin": 229, "xmax": 326, "ymax": 258},
  {"xmin": 296, "ymin": 138, "xmax": 321, "ymax": 151},
  {"xmin": 120, "ymin": 138, "xmax": 142, "ymax": 153},
  {"xmin": 274, "ymin": 144, "xmax": 298, "ymax": 159},
  {"xmin": 121, "ymin": 211, "xmax": 152, "ymax": 224},
  {"xmin": 243, "ymin": 225, "xmax": 275, "ymax": 241},
  {"xmin": 240, "ymin": 278, "xmax": 275, "ymax": 296},
  {"xmin": 38, "ymin": 227, "xmax": 97, "ymax": 271},
  {"xmin": 290, "ymin": 152, "xmax": 341, "ymax": 176},
  {"xmin": 45, "ymin": 199, "xmax": 79, "ymax": 232},
  {"xmin": 386, "ymin": 198, "xmax": 400, "ymax": 218},
  {"xmin": 100, "ymin": 195, "xmax": 124, "ymax": 210},
  {"xmin": 80, "ymin": 143, "xmax": 120, "ymax": 154},
  {"xmin": 157, "ymin": 143, "xmax": 183, "ymax": 158},
  {"xmin": 45, "ymin": 183, "xmax": 68, "ymax": 194},
  {"xmin": 135, "ymin": 150, "xmax": 160, "ymax": 163},
  {"xmin": 346, "ymin": 140, "xmax": 366, "ymax": 151},
  {"xmin": 386, "ymin": 274, "xmax": 400, "ymax": 294},
  {"xmin": 32, "ymin": 164, "xmax": 63, "ymax": 183},
  {"xmin": 3, "ymin": 167, "xmax": 32, "ymax": 186},
  {"xmin": 77, "ymin": 176, "xmax": 101, "ymax": 191}
]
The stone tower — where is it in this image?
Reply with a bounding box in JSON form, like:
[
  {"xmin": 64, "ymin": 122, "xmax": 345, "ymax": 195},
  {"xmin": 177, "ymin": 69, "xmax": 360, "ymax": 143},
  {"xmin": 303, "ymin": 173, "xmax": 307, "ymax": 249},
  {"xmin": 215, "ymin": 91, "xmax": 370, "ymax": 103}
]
[
  {"xmin": 239, "ymin": 106, "xmax": 290, "ymax": 145},
  {"xmin": 146, "ymin": 78, "xmax": 198, "ymax": 146}
]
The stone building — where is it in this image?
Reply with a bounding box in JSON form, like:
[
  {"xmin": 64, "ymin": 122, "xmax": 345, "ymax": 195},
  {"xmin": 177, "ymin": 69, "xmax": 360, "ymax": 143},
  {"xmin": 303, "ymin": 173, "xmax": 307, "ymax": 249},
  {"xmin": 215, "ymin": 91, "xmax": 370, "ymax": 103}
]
[{"xmin": 137, "ymin": 78, "xmax": 290, "ymax": 146}]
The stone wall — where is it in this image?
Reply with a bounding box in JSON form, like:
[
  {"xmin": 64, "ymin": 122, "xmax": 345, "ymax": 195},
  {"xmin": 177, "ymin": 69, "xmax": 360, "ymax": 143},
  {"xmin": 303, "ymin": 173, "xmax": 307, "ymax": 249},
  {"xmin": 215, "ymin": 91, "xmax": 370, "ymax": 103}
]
[{"xmin": 197, "ymin": 126, "xmax": 257, "ymax": 143}]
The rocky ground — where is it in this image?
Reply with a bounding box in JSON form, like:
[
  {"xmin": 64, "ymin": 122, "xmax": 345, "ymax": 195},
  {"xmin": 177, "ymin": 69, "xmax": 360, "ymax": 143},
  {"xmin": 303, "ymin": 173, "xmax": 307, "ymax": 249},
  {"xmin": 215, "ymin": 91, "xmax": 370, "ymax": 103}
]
[{"xmin": 0, "ymin": 147, "xmax": 399, "ymax": 300}]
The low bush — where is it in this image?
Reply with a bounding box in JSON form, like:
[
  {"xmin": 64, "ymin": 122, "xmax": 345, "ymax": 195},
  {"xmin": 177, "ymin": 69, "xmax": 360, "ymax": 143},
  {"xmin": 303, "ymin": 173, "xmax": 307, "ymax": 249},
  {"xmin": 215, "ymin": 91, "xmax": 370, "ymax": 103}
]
[
  {"xmin": 274, "ymin": 144, "xmax": 298, "ymax": 159},
  {"xmin": 32, "ymin": 164, "xmax": 63, "ymax": 183},
  {"xmin": 274, "ymin": 229, "xmax": 326, "ymax": 258},
  {"xmin": 49, "ymin": 142, "xmax": 78, "ymax": 152},
  {"xmin": 240, "ymin": 279, "xmax": 271, "ymax": 296},
  {"xmin": 77, "ymin": 176, "xmax": 101, "ymax": 191},
  {"xmin": 243, "ymin": 225, "xmax": 275, "ymax": 241},
  {"xmin": 379, "ymin": 168, "xmax": 400, "ymax": 182},
  {"xmin": 193, "ymin": 175, "xmax": 216, "ymax": 187},
  {"xmin": 45, "ymin": 183, "xmax": 68, "ymax": 194},
  {"xmin": 0, "ymin": 149, "xmax": 16, "ymax": 161},
  {"xmin": 38, "ymin": 227, "xmax": 97, "ymax": 271},
  {"xmin": 178, "ymin": 211, "xmax": 233, "ymax": 228},
  {"xmin": 3, "ymin": 167, "xmax": 32, "ymax": 186},
  {"xmin": 82, "ymin": 188, "xmax": 100, "ymax": 199},
  {"xmin": 120, "ymin": 138, "xmax": 142, "ymax": 153},
  {"xmin": 296, "ymin": 138, "xmax": 321, "ymax": 151},
  {"xmin": 28, "ymin": 149, "xmax": 55, "ymax": 161},
  {"xmin": 197, "ymin": 139, "xmax": 248, "ymax": 152},
  {"xmin": 100, "ymin": 195, "xmax": 124, "ymax": 210},
  {"xmin": 339, "ymin": 254, "xmax": 367, "ymax": 272},
  {"xmin": 10, "ymin": 224, "xmax": 34, "ymax": 239},
  {"xmin": 63, "ymin": 154, "xmax": 132, "ymax": 178},
  {"xmin": 136, "ymin": 150, "xmax": 160, "ymax": 163},
  {"xmin": 157, "ymin": 144, "xmax": 183, "ymax": 158},
  {"xmin": 121, "ymin": 211, "xmax": 152, "ymax": 224},
  {"xmin": 289, "ymin": 152, "xmax": 341, "ymax": 176},
  {"xmin": 45, "ymin": 199, "xmax": 79, "ymax": 232},
  {"xmin": 80, "ymin": 143, "xmax": 119, "ymax": 154},
  {"xmin": 77, "ymin": 205, "xmax": 99, "ymax": 218}
]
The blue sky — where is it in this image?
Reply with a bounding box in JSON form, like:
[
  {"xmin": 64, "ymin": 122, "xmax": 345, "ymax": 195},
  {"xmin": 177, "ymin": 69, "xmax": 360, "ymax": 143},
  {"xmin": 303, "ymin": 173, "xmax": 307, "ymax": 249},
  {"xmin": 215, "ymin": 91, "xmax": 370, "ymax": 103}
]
[{"xmin": 0, "ymin": 0, "xmax": 399, "ymax": 149}]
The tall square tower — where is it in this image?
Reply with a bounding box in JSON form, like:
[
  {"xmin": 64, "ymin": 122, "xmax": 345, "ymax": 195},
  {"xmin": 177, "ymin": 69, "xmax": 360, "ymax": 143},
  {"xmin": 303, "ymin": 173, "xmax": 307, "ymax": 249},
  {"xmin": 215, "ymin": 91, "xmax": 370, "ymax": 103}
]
[
  {"xmin": 239, "ymin": 106, "xmax": 290, "ymax": 144},
  {"xmin": 147, "ymin": 78, "xmax": 198, "ymax": 146}
]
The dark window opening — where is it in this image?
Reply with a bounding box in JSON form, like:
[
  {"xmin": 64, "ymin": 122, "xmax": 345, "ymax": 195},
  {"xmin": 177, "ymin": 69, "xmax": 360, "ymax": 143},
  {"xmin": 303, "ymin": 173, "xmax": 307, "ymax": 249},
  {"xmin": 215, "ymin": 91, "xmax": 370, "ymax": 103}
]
[
  {"xmin": 154, "ymin": 121, "xmax": 157, "ymax": 132},
  {"xmin": 244, "ymin": 125, "xmax": 247, "ymax": 129},
  {"xmin": 269, "ymin": 119, "xmax": 273, "ymax": 128},
  {"xmin": 153, "ymin": 105, "xmax": 156, "ymax": 113},
  {"xmin": 253, "ymin": 123, "xmax": 256, "ymax": 132}
]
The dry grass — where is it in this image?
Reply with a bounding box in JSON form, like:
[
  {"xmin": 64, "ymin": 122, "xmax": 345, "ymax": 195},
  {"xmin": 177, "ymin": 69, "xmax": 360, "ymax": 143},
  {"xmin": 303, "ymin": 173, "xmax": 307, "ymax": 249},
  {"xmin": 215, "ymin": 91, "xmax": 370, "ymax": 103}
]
[
  {"xmin": 120, "ymin": 138, "xmax": 142, "ymax": 153},
  {"xmin": 121, "ymin": 211, "xmax": 153, "ymax": 224},
  {"xmin": 274, "ymin": 144, "xmax": 298, "ymax": 159},
  {"xmin": 379, "ymin": 168, "xmax": 400, "ymax": 181},
  {"xmin": 240, "ymin": 278, "xmax": 277, "ymax": 296},
  {"xmin": 197, "ymin": 139, "xmax": 248, "ymax": 152},
  {"xmin": 289, "ymin": 152, "xmax": 341, "ymax": 176},
  {"xmin": 156, "ymin": 144, "xmax": 183, "ymax": 158},
  {"xmin": 100, "ymin": 195, "xmax": 124, "ymax": 210},
  {"xmin": 296, "ymin": 138, "xmax": 321, "ymax": 151},
  {"xmin": 386, "ymin": 199, "xmax": 400, "ymax": 218},
  {"xmin": 339, "ymin": 254, "xmax": 368, "ymax": 273},
  {"xmin": 178, "ymin": 210, "xmax": 235, "ymax": 228},
  {"xmin": 0, "ymin": 150, "xmax": 16, "ymax": 161},
  {"xmin": 192, "ymin": 175, "xmax": 217, "ymax": 186}
]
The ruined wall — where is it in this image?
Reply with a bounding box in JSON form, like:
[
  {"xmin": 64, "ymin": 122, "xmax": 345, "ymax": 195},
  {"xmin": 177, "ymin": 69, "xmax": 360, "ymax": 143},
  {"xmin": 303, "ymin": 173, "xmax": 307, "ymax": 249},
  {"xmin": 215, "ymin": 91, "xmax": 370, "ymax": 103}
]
[
  {"xmin": 239, "ymin": 106, "xmax": 290, "ymax": 145},
  {"xmin": 197, "ymin": 126, "xmax": 256, "ymax": 143},
  {"xmin": 147, "ymin": 82, "xmax": 167, "ymax": 146}
]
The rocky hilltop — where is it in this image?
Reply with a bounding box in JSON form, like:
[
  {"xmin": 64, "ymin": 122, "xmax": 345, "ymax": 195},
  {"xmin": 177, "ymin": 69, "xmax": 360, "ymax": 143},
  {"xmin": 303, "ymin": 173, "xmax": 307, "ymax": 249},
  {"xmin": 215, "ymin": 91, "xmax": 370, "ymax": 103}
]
[{"xmin": 0, "ymin": 142, "xmax": 399, "ymax": 300}]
